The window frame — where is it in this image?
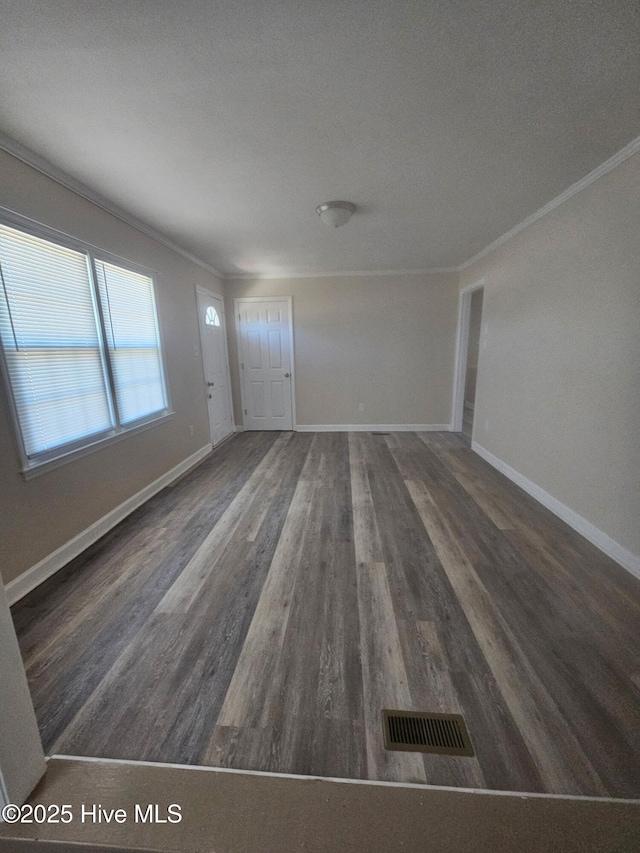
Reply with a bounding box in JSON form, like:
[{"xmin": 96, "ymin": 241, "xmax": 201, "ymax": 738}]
[{"xmin": 0, "ymin": 207, "xmax": 173, "ymax": 479}]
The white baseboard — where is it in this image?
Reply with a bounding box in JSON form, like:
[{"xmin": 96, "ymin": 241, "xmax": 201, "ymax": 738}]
[
  {"xmin": 296, "ymin": 424, "xmax": 451, "ymax": 432},
  {"xmin": 5, "ymin": 444, "xmax": 212, "ymax": 605},
  {"xmin": 234, "ymin": 424, "xmax": 244, "ymax": 432},
  {"xmin": 472, "ymin": 442, "xmax": 640, "ymax": 581}
]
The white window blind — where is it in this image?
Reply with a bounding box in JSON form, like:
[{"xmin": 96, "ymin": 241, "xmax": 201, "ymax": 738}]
[
  {"xmin": 0, "ymin": 225, "xmax": 113, "ymax": 457},
  {"xmin": 0, "ymin": 220, "xmax": 169, "ymax": 468},
  {"xmin": 94, "ymin": 260, "xmax": 167, "ymax": 425}
]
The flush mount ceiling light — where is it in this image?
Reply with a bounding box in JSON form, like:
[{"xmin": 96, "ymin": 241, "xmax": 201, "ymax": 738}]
[{"xmin": 316, "ymin": 200, "xmax": 356, "ymax": 228}]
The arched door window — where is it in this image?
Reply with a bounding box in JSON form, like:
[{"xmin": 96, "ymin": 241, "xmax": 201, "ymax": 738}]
[{"xmin": 205, "ymin": 306, "xmax": 220, "ymax": 327}]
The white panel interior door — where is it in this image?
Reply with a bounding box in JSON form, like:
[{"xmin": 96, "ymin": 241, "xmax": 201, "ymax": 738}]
[
  {"xmin": 238, "ymin": 298, "xmax": 293, "ymax": 430},
  {"xmin": 197, "ymin": 290, "xmax": 233, "ymax": 445}
]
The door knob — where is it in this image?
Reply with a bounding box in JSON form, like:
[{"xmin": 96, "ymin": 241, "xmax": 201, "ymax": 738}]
[
  {"xmin": 208, "ymin": 393, "xmax": 212, "ymax": 399},
  {"xmin": 284, "ymin": 373, "xmax": 290, "ymax": 378},
  {"xmin": 207, "ymin": 381, "xmax": 215, "ymax": 386}
]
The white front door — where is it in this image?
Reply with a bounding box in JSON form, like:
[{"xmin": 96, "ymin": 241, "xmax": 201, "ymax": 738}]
[
  {"xmin": 237, "ymin": 298, "xmax": 294, "ymax": 431},
  {"xmin": 197, "ymin": 289, "xmax": 233, "ymax": 446}
]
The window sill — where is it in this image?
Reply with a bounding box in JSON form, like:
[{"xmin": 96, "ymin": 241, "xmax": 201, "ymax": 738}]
[{"xmin": 21, "ymin": 411, "xmax": 175, "ymax": 481}]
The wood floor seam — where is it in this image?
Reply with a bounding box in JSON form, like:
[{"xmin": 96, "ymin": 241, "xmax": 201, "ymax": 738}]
[{"xmin": 11, "ymin": 430, "xmax": 640, "ymax": 797}]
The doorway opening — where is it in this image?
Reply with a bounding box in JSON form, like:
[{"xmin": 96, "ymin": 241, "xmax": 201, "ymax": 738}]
[{"xmin": 452, "ymin": 280, "xmax": 484, "ymax": 441}]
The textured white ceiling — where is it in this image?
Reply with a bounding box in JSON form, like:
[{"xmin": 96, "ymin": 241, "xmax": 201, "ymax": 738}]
[{"xmin": 0, "ymin": 1, "xmax": 638, "ymax": 275}]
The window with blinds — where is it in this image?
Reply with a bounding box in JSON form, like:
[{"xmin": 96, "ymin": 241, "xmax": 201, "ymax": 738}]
[
  {"xmin": 94, "ymin": 260, "xmax": 167, "ymax": 425},
  {"xmin": 0, "ymin": 220, "xmax": 169, "ymax": 469}
]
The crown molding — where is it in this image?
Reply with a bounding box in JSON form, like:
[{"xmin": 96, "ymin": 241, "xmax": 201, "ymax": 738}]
[
  {"xmin": 0, "ymin": 134, "xmax": 456, "ymax": 282},
  {"xmin": 3, "ymin": 130, "xmax": 638, "ymax": 284},
  {"xmin": 211, "ymin": 135, "xmax": 640, "ymax": 280},
  {"xmin": 458, "ymin": 134, "xmax": 640, "ymax": 272},
  {"xmin": 0, "ymin": 131, "xmax": 225, "ymax": 279},
  {"xmin": 225, "ymin": 267, "xmax": 458, "ymax": 280}
]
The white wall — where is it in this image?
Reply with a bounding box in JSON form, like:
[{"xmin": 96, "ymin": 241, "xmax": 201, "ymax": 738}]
[
  {"xmin": 461, "ymin": 151, "xmax": 640, "ymax": 566},
  {"xmin": 0, "ymin": 149, "xmax": 222, "ymax": 586},
  {"xmin": 226, "ymin": 273, "xmax": 459, "ymax": 428},
  {"xmin": 3, "ymin": 143, "xmax": 638, "ymax": 592}
]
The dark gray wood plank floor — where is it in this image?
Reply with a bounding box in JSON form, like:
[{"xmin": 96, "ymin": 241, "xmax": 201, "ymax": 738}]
[{"xmin": 11, "ymin": 430, "xmax": 640, "ymax": 796}]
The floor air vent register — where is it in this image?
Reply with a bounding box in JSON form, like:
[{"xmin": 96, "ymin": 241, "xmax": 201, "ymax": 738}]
[{"xmin": 382, "ymin": 710, "xmax": 474, "ymax": 756}]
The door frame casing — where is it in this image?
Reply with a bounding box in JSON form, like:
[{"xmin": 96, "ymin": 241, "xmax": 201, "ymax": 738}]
[
  {"xmin": 451, "ymin": 278, "xmax": 485, "ymax": 433},
  {"xmin": 195, "ymin": 285, "xmax": 234, "ymax": 446},
  {"xmin": 0, "ymin": 578, "xmax": 46, "ymax": 808},
  {"xmin": 234, "ymin": 296, "xmax": 297, "ymax": 431}
]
